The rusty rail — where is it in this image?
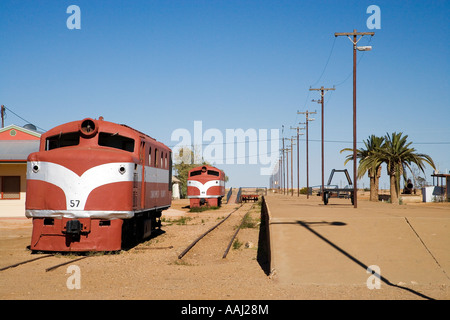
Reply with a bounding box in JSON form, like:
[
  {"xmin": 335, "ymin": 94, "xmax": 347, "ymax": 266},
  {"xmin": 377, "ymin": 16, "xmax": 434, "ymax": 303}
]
[
  {"xmin": 0, "ymin": 254, "xmax": 54, "ymax": 272},
  {"xmin": 177, "ymin": 205, "xmax": 243, "ymax": 259},
  {"xmin": 45, "ymin": 256, "xmax": 88, "ymax": 272},
  {"xmin": 222, "ymin": 204, "xmax": 254, "ymax": 259}
]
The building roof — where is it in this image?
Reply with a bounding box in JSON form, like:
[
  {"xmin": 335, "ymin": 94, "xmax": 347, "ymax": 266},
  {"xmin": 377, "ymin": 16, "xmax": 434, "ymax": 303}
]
[
  {"xmin": 431, "ymin": 173, "xmax": 450, "ymax": 177},
  {"xmin": 0, "ymin": 124, "xmax": 42, "ymax": 140},
  {"xmin": 0, "ymin": 140, "xmax": 40, "ymax": 161}
]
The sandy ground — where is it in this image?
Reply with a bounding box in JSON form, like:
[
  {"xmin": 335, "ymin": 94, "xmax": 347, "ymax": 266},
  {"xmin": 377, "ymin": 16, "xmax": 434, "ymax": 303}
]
[
  {"xmin": 0, "ymin": 200, "xmax": 277, "ymax": 300},
  {"xmin": 0, "ymin": 196, "xmax": 449, "ymax": 302}
]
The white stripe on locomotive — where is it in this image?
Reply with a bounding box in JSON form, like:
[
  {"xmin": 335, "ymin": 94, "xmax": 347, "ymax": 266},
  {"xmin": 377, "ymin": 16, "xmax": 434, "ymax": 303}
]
[
  {"xmin": 27, "ymin": 161, "xmax": 169, "ymax": 218},
  {"xmin": 187, "ymin": 179, "xmax": 225, "ymax": 198}
]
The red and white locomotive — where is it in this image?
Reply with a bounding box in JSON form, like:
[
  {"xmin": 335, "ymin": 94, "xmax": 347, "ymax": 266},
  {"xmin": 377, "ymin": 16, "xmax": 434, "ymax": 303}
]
[
  {"xmin": 26, "ymin": 117, "xmax": 172, "ymax": 252},
  {"xmin": 187, "ymin": 165, "xmax": 225, "ymax": 208}
]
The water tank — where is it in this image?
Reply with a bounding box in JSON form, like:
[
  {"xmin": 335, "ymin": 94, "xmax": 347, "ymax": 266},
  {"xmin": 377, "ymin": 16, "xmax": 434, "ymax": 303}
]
[{"xmin": 23, "ymin": 123, "xmax": 37, "ymax": 131}]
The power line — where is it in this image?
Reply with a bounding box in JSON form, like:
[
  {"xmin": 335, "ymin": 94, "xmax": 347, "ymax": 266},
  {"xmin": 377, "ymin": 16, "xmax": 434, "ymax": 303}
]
[
  {"xmin": 311, "ymin": 37, "xmax": 337, "ymax": 87},
  {"xmin": 333, "ymin": 36, "xmax": 373, "ymax": 87},
  {"xmin": 168, "ymin": 138, "xmax": 450, "ymax": 149},
  {"xmin": 2, "ymin": 106, "xmax": 46, "ymax": 131}
]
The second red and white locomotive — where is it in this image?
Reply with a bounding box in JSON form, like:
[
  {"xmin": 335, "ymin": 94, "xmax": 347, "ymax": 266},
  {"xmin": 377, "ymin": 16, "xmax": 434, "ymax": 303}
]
[{"xmin": 187, "ymin": 165, "xmax": 225, "ymax": 208}]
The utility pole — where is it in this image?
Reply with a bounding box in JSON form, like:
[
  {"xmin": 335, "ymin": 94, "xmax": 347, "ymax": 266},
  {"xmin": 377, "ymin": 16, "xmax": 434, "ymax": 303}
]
[
  {"xmin": 278, "ymin": 158, "xmax": 282, "ymax": 191},
  {"xmin": 282, "ymin": 147, "xmax": 290, "ymax": 195},
  {"xmin": 298, "ymin": 110, "xmax": 316, "ymax": 199},
  {"xmin": 280, "ymin": 126, "xmax": 285, "ymax": 194},
  {"xmin": 282, "ymin": 137, "xmax": 290, "ymax": 195},
  {"xmin": 289, "ymin": 137, "xmax": 296, "ymax": 196},
  {"xmin": 1, "ymin": 105, "xmax": 5, "ymax": 128},
  {"xmin": 335, "ymin": 29, "xmax": 374, "ymax": 208},
  {"xmin": 309, "ymin": 86, "xmax": 335, "ymax": 200},
  {"xmin": 291, "ymin": 125, "xmax": 305, "ymax": 196},
  {"xmin": 279, "ymin": 148, "xmax": 285, "ymax": 194}
]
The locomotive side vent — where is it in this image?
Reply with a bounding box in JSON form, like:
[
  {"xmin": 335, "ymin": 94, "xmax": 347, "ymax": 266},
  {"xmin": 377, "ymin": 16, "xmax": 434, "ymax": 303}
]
[
  {"xmin": 43, "ymin": 218, "xmax": 54, "ymax": 226},
  {"xmin": 99, "ymin": 220, "xmax": 111, "ymax": 226}
]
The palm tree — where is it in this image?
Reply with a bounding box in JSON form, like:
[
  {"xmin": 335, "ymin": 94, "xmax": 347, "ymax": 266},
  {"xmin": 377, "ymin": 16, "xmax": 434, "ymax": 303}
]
[
  {"xmin": 340, "ymin": 135, "xmax": 384, "ymax": 202},
  {"xmin": 374, "ymin": 132, "xmax": 436, "ymax": 204}
]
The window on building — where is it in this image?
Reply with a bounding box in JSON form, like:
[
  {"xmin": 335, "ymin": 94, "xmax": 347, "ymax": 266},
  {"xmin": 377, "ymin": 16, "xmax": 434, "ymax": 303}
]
[{"xmin": 0, "ymin": 176, "xmax": 20, "ymax": 200}]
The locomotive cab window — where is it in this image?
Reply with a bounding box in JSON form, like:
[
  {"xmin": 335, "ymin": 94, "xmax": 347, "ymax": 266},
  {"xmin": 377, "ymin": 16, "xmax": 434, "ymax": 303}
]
[
  {"xmin": 46, "ymin": 132, "xmax": 80, "ymax": 150},
  {"xmin": 207, "ymin": 170, "xmax": 220, "ymax": 176},
  {"xmin": 98, "ymin": 132, "xmax": 135, "ymax": 152},
  {"xmin": 190, "ymin": 170, "xmax": 202, "ymax": 177}
]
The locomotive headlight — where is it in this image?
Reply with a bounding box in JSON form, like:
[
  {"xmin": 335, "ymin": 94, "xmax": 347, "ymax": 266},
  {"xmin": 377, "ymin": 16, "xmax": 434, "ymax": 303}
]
[
  {"xmin": 118, "ymin": 165, "xmax": 126, "ymax": 175},
  {"xmin": 32, "ymin": 165, "xmax": 39, "ymax": 173},
  {"xmin": 79, "ymin": 118, "xmax": 98, "ymax": 138}
]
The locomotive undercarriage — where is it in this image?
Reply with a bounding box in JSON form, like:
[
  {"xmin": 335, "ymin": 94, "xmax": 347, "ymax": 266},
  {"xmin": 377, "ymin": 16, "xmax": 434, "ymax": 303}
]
[
  {"xmin": 121, "ymin": 209, "xmax": 164, "ymax": 249},
  {"xmin": 30, "ymin": 209, "xmax": 165, "ymax": 252}
]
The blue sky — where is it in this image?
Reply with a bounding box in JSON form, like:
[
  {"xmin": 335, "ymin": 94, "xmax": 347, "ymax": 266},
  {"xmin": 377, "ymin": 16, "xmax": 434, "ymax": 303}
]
[{"xmin": 1, "ymin": 0, "xmax": 449, "ymax": 189}]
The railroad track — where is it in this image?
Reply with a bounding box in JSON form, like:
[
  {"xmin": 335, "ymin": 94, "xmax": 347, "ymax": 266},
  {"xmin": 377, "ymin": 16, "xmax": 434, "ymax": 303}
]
[
  {"xmin": 178, "ymin": 203, "xmax": 255, "ymax": 260},
  {"xmin": 0, "ymin": 254, "xmax": 90, "ymax": 273},
  {"xmin": 1, "ymin": 204, "xmax": 257, "ymax": 271}
]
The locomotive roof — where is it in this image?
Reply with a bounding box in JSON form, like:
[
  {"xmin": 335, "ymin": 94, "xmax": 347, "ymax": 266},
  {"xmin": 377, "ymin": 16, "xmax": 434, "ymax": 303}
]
[{"xmin": 43, "ymin": 118, "xmax": 170, "ymax": 150}]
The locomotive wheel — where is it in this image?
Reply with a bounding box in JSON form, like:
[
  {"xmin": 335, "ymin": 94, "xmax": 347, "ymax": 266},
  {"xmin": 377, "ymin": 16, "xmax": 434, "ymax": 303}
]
[
  {"xmin": 152, "ymin": 211, "xmax": 162, "ymax": 230},
  {"xmin": 122, "ymin": 218, "xmax": 138, "ymax": 249},
  {"xmin": 323, "ymin": 191, "xmax": 329, "ymax": 205}
]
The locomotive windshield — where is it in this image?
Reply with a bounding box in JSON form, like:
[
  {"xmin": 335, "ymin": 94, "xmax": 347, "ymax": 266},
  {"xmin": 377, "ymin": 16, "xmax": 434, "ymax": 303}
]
[
  {"xmin": 190, "ymin": 170, "xmax": 202, "ymax": 177},
  {"xmin": 46, "ymin": 132, "xmax": 80, "ymax": 150},
  {"xmin": 98, "ymin": 132, "xmax": 135, "ymax": 152},
  {"xmin": 190, "ymin": 169, "xmax": 220, "ymax": 177},
  {"xmin": 207, "ymin": 170, "xmax": 220, "ymax": 176},
  {"xmin": 45, "ymin": 131, "xmax": 135, "ymax": 152}
]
